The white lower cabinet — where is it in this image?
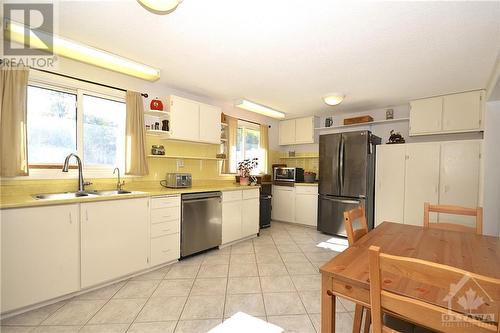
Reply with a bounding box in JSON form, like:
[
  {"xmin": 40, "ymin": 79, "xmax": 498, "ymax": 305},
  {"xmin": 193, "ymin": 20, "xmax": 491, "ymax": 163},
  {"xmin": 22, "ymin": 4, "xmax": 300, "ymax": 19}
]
[
  {"xmin": 81, "ymin": 198, "xmax": 149, "ymax": 288},
  {"xmin": 150, "ymin": 196, "xmax": 181, "ymax": 266},
  {"xmin": 294, "ymin": 186, "xmax": 318, "ymax": 226},
  {"xmin": 375, "ymin": 140, "xmax": 483, "ymax": 227},
  {"xmin": 222, "ymin": 189, "xmax": 259, "ymax": 245},
  {"xmin": 272, "ymin": 185, "xmax": 318, "ymax": 227},
  {"xmin": 272, "ymin": 186, "xmax": 295, "ymax": 222},
  {"xmin": 1, "ymin": 204, "xmax": 80, "ymax": 312}
]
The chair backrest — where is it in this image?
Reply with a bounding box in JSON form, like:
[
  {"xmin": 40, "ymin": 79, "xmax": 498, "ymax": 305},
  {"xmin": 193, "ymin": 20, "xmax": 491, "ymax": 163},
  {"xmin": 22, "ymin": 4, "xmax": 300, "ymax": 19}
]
[
  {"xmin": 343, "ymin": 206, "xmax": 369, "ymax": 246},
  {"xmin": 368, "ymin": 245, "xmax": 500, "ymax": 333},
  {"xmin": 423, "ymin": 202, "xmax": 483, "ymax": 235}
]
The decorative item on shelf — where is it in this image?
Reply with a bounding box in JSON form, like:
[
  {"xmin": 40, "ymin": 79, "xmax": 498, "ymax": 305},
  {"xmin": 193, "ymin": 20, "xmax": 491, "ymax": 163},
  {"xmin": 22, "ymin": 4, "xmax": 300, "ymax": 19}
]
[
  {"xmin": 387, "ymin": 130, "xmax": 406, "ymax": 144},
  {"xmin": 304, "ymin": 172, "xmax": 317, "ymax": 183},
  {"xmin": 151, "ymin": 145, "xmax": 165, "ymax": 155},
  {"xmin": 162, "ymin": 119, "xmax": 169, "ymax": 131},
  {"xmin": 237, "ymin": 158, "xmax": 258, "ymax": 186},
  {"xmin": 325, "ymin": 117, "xmax": 333, "ymax": 127},
  {"xmin": 343, "ymin": 115, "xmax": 373, "ymax": 125},
  {"xmin": 216, "ymin": 153, "xmax": 226, "ymax": 159},
  {"xmin": 150, "ymin": 97, "xmax": 164, "ymax": 111},
  {"xmin": 154, "ymin": 122, "xmax": 160, "ymax": 130},
  {"xmin": 288, "ymin": 150, "xmax": 295, "ymax": 157},
  {"xmin": 146, "ymin": 125, "xmax": 151, "ymax": 130},
  {"xmin": 221, "ymin": 112, "xmax": 226, "ymax": 123},
  {"xmin": 385, "ymin": 108, "xmax": 394, "ymax": 120}
]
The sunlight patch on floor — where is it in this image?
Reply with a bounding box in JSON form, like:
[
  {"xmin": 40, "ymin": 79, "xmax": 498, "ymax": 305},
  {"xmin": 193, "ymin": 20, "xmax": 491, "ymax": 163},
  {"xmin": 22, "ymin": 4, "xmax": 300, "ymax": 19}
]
[
  {"xmin": 208, "ymin": 312, "xmax": 283, "ymax": 333},
  {"xmin": 317, "ymin": 236, "xmax": 349, "ymax": 252}
]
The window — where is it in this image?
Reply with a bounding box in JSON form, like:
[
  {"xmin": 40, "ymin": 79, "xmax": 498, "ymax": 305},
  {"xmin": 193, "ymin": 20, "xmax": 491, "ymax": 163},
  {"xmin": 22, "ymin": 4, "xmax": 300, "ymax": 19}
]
[
  {"xmin": 27, "ymin": 86, "xmax": 77, "ymax": 165},
  {"xmin": 26, "ymin": 83, "xmax": 126, "ymax": 173},
  {"xmin": 231, "ymin": 121, "xmax": 264, "ymax": 174}
]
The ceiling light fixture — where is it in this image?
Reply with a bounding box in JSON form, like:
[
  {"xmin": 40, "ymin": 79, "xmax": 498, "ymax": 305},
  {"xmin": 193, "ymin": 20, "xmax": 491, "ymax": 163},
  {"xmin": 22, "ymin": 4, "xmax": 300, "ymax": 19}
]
[
  {"xmin": 234, "ymin": 99, "xmax": 285, "ymax": 119},
  {"xmin": 137, "ymin": 0, "xmax": 182, "ymax": 14},
  {"xmin": 323, "ymin": 93, "xmax": 345, "ymax": 106},
  {"xmin": 5, "ymin": 20, "xmax": 161, "ymax": 81}
]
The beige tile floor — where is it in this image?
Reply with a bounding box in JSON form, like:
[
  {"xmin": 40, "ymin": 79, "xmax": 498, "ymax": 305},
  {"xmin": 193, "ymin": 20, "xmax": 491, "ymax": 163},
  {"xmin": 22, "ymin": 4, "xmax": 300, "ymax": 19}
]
[{"xmin": 1, "ymin": 222, "xmax": 356, "ymax": 333}]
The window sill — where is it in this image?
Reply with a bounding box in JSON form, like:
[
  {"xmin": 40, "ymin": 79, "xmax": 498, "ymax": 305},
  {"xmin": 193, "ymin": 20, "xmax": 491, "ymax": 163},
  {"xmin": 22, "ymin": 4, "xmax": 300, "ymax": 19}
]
[{"xmin": 2, "ymin": 168, "xmax": 135, "ymax": 180}]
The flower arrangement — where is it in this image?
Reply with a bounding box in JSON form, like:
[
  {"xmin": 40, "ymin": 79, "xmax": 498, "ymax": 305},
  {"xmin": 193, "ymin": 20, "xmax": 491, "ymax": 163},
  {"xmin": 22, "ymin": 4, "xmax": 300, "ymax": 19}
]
[{"xmin": 237, "ymin": 158, "xmax": 258, "ymax": 185}]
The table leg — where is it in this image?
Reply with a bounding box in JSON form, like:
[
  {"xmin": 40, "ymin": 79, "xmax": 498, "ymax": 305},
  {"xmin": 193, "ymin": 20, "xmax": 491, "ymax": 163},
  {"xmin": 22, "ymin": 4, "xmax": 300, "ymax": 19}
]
[
  {"xmin": 352, "ymin": 304, "xmax": 363, "ymax": 333},
  {"xmin": 321, "ymin": 274, "xmax": 336, "ymax": 333}
]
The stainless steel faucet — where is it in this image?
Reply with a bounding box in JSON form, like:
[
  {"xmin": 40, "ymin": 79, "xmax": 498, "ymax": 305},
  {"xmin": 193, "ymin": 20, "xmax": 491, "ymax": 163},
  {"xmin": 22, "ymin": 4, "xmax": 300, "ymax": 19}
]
[
  {"xmin": 62, "ymin": 153, "xmax": 92, "ymax": 193},
  {"xmin": 113, "ymin": 167, "xmax": 125, "ymax": 191}
]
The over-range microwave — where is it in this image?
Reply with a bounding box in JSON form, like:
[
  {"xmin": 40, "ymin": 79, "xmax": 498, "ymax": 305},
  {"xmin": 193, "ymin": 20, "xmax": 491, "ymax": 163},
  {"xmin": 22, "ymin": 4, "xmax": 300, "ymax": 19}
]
[{"xmin": 273, "ymin": 167, "xmax": 305, "ymax": 183}]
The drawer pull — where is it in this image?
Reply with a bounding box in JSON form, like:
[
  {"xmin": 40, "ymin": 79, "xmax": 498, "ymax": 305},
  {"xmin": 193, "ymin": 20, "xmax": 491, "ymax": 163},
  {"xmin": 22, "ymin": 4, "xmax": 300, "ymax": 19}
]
[
  {"xmin": 162, "ymin": 215, "xmax": 172, "ymax": 218},
  {"xmin": 162, "ymin": 249, "xmax": 171, "ymax": 253},
  {"xmin": 162, "ymin": 229, "xmax": 171, "ymax": 232}
]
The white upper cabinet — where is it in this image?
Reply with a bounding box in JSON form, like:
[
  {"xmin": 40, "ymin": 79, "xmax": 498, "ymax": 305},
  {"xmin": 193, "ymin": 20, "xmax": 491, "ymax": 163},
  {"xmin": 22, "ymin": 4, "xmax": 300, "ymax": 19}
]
[
  {"xmin": 279, "ymin": 116, "xmax": 318, "ymax": 145},
  {"xmin": 199, "ymin": 103, "xmax": 222, "ymax": 144},
  {"xmin": 404, "ymin": 143, "xmax": 441, "ymax": 226},
  {"xmin": 1, "ymin": 204, "xmax": 80, "ymax": 312},
  {"xmin": 374, "ymin": 144, "xmax": 406, "ymax": 227},
  {"xmin": 169, "ymin": 95, "xmax": 221, "ymax": 144},
  {"xmin": 409, "ymin": 90, "xmax": 484, "ymax": 136},
  {"xmin": 409, "ymin": 96, "xmax": 442, "ymax": 135},
  {"xmin": 442, "ymin": 91, "xmax": 483, "ymax": 132},
  {"xmin": 279, "ymin": 119, "xmax": 296, "ymax": 145}
]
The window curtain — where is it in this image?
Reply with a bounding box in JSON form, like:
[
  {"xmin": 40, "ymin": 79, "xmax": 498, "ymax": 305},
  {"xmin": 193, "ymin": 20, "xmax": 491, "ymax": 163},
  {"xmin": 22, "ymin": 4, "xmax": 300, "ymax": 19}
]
[
  {"xmin": 0, "ymin": 66, "xmax": 30, "ymax": 177},
  {"xmin": 259, "ymin": 124, "xmax": 269, "ymax": 174},
  {"xmin": 125, "ymin": 91, "xmax": 149, "ymax": 176},
  {"xmin": 224, "ymin": 115, "xmax": 238, "ymax": 174}
]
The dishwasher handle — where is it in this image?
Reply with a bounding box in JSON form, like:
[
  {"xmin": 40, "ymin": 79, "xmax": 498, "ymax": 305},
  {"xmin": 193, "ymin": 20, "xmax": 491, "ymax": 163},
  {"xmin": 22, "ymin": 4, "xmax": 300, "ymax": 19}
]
[
  {"xmin": 183, "ymin": 197, "xmax": 222, "ymax": 204},
  {"xmin": 182, "ymin": 191, "xmax": 222, "ymax": 201}
]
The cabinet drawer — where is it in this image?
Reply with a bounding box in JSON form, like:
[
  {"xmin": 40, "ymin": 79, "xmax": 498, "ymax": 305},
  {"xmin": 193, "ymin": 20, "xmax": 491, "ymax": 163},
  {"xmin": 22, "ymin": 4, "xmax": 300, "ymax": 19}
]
[
  {"xmin": 295, "ymin": 186, "xmax": 318, "ymax": 195},
  {"xmin": 151, "ymin": 196, "xmax": 181, "ymax": 209},
  {"xmin": 151, "ymin": 206, "xmax": 180, "ymax": 223},
  {"xmin": 151, "ymin": 221, "xmax": 180, "ymax": 238},
  {"xmin": 223, "ymin": 190, "xmax": 242, "ymax": 202},
  {"xmin": 242, "ymin": 189, "xmax": 259, "ymax": 200},
  {"xmin": 151, "ymin": 233, "xmax": 180, "ymax": 266}
]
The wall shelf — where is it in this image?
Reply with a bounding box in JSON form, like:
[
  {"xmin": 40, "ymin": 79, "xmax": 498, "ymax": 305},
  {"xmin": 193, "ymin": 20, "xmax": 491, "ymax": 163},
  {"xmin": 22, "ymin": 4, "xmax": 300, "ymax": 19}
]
[
  {"xmin": 147, "ymin": 155, "xmax": 224, "ymax": 160},
  {"xmin": 279, "ymin": 156, "xmax": 319, "ymax": 159},
  {"xmin": 145, "ymin": 110, "xmax": 170, "ymax": 117},
  {"xmin": 146, "ymin": 129, "xmax": 170, "ymax": 138},
  {"xmin": 221, "ymin": 122, "xmax": 228, "ymax": 127},
  {"xmin": 315, "ymin": 117, "xmax": 409, "ymax": 131}
]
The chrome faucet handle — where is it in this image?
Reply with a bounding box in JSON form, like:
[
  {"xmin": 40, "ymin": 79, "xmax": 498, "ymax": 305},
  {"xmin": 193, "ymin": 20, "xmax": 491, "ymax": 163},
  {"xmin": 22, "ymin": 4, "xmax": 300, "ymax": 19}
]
[{"xmin": 118, "ymin": 180, "xmax": 125, "ymax": 191}]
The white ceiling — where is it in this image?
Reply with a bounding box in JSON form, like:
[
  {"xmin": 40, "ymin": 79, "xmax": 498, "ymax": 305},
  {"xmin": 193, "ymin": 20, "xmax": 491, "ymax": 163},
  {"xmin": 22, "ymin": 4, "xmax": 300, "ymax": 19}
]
[{"xmin": 57, "ymin": 0, "xmax": 500, "ymax": 117}]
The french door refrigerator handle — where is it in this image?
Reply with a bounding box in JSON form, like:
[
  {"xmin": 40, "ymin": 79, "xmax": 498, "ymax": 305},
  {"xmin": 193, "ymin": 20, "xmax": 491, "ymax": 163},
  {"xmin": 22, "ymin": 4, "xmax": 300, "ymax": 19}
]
[
  {"xmin": 321, "ymin": 196, "xmax": 360, "ymax": 205},
  {"xmin": 339, "ymin": 135, "xmax": 344, "ymax": 193}
]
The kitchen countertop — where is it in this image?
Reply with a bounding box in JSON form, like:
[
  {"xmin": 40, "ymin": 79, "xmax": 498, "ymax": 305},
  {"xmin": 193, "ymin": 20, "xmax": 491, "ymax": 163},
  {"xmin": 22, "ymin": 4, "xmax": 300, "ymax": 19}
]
[
  {"xmin": 294, "ymin": 182, "xmax": 318, "ymax": 186},
  {"xmin": 0, "ymin": 182, "xmax": 260, "ymax": 209}
]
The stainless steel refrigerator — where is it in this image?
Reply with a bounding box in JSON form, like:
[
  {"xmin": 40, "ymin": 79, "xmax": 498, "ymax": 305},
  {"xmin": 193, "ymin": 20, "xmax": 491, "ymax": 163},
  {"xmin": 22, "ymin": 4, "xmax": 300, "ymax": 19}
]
[{"xmin": 317, "ymin": 130, "xmax": 381, "ymax": 236}]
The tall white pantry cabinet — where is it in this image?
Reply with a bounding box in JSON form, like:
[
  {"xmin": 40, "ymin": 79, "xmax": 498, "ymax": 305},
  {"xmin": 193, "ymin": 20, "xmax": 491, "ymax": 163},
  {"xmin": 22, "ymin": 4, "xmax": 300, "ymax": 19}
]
[{"xmin": 375, "ymin": 139, "xmax": 483, "ymax": 228}]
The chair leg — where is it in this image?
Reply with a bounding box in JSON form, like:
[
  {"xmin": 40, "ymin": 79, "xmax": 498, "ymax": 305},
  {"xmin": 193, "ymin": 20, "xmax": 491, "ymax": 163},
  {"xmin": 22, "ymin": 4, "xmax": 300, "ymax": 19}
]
[
  {"xmin": 352, "ymin": 304, "xmax": 363, "ymax": 333},
  {"xmin": 363, "ymin": 307, "xmax": 371, "ymax": 333}
]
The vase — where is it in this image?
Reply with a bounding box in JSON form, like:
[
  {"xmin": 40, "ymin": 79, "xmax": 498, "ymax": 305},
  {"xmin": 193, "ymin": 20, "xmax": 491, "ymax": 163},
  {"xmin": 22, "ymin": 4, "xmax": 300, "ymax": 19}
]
[{"xmin": 239, "ymin": 177, "xmax": 250, "ymax": 186}]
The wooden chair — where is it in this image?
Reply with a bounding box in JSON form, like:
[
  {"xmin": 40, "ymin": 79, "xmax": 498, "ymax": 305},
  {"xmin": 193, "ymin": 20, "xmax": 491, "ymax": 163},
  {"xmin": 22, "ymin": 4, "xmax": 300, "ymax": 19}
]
[
  {"xmin": 369, "ymin": 245, "xmax": 500, "ymax": 333},
  {"xmin": 423, "ymin": 202, "xmax": 483, "ymax": 235},
  {"xmin": 344, "ymin": 206, "xmax": 371, "ymax": 333}
]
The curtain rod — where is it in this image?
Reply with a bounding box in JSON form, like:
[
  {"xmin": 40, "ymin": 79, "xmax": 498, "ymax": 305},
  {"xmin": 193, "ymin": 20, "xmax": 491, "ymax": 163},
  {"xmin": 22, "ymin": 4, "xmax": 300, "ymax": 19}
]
[
  {"xmin": 235, "ymin": 117, "xmax": 271, "ymax": 128},
  {"xmin": 30, "ymin": 67, "xmax": 149, "ymax": 98}
]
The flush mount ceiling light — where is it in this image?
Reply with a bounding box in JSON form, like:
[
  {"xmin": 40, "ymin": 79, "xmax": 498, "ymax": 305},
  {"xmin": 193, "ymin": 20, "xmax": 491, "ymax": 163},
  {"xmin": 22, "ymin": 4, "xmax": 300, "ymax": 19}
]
[
  {"xmin": 5, "ymin": 20, "xmax": 160, "ymax": 81},
  {"xmin": 137, "ymin": 0, "xmax": 182, "ymax": 14},
  {"xmin": 234, "ymin": 99, "xmax": 285, "ymax": 119},
  {"xmin": 323, "ymin": 93, "xmax": 345, "ymax": 106}
]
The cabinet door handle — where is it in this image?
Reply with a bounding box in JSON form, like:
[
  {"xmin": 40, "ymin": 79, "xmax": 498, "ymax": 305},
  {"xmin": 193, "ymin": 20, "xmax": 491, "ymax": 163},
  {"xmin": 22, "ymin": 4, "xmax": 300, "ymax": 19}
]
[
  {"xmin": 162, "ymin": 229, "xmax": 171, "ymax": 232},
  {"xmin": 162, "ymin": 215, "xmax": 172, "ymax": 219},
  {"xmin": 162, "ymin": 249, "xmax": 171, "ymax": 253},
  {"xmin": 85, "ymin": 210, "xmax": 88, "ymax": 221},
  {"xmin": 69, "ymin": 212, "xmax": 72, "ymax": 224}
]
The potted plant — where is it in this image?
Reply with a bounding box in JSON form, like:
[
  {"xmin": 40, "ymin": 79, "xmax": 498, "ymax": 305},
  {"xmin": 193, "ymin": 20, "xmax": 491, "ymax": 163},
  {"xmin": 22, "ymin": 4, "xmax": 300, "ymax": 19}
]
[{"xmin": 237, "ymin": 158, "xmax": 258, "ymax": 186}]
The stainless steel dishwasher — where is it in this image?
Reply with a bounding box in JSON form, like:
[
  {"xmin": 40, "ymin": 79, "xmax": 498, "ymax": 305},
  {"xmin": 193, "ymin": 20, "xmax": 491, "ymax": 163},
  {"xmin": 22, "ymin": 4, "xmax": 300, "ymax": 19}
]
[{"xmin": 181, "ymin": 191, "xmax": 222, "ymax": 257}]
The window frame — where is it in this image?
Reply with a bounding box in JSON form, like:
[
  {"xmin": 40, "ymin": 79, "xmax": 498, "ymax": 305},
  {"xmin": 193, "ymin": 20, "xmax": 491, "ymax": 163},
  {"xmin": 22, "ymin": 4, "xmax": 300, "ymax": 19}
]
[{"xmin": 17, "ymin": 70, "xmax": 128, "ymax": 180}]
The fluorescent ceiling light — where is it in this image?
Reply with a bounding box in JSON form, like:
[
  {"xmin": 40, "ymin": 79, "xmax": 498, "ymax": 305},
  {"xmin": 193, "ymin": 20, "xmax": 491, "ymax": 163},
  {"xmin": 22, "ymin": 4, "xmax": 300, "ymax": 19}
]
[
  {"xmin": 137, "ymin": 0, "xmax": 182, "ymax": 14},
  {"xmin": 5, "ymin": 20, "xmax": 160, "ymax": 81},
  {"xmin": 234, "ymin": 99, "xmax": 285, "ymax": 119},
  {"xmin": 323, "ymin": 93, "xmax": 345, "ymax": 106}
]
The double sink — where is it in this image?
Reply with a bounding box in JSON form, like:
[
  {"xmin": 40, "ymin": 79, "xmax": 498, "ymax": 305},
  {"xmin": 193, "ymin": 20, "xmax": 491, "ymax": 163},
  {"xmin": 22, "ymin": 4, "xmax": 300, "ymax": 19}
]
[{"xmin": 33, "ymin": 190, "xmax": 134, "ymax": 200}]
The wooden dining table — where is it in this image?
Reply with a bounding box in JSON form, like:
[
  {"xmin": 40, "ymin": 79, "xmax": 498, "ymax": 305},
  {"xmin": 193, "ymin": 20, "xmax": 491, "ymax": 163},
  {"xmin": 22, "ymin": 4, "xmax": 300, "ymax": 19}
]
[{"xmin": 319, "ymin": 222, "xmax": 500, "ymax": 333}]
